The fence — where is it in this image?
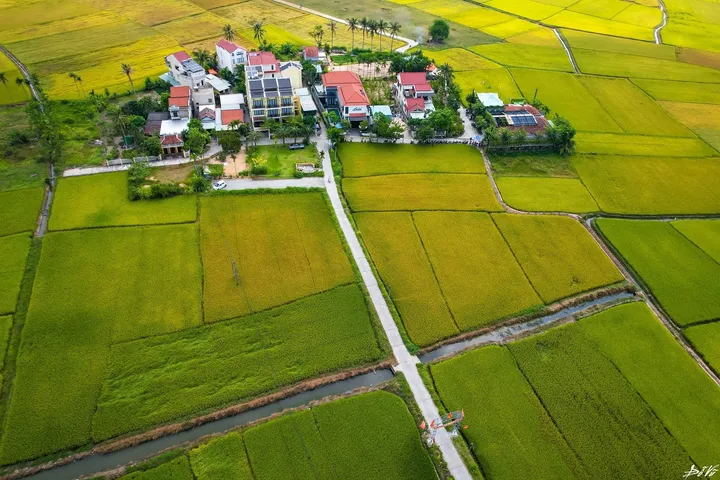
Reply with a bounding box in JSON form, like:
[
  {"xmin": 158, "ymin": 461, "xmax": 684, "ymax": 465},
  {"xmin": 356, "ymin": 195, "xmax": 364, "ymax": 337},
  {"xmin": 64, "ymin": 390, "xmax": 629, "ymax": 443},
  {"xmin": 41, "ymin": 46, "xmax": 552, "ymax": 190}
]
[{"xmin": 106, "ymin": 156, "xmax": 162, "ymax": 167}]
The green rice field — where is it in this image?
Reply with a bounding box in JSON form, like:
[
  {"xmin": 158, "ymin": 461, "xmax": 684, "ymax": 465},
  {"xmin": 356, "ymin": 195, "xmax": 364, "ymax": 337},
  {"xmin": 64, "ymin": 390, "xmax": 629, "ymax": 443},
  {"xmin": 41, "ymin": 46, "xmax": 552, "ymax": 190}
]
[
  {"xmin": 429, "ymin": 302, "xmax": 720, "ymax": 479},
  {"xmin": 0, "ymin": 187, "xmax": 43, "ymax": 237},
  {"xmin": 495, "ymin": 177, "xmax": 598, "ymax": 213},
  {"xmin": 684, "ymin": 322, "xmax": 720, "ymax": 376},
  {"xmin": 50, "ymin": 172, "xmax": 197, "ymax": 231},
  {"xmin": 112, "ymin": 390, "xmax": 436, "ymax": 480},
  {"xmin": 596, "ymin": 218, "xmax": 720, "ymax": 327},
  {"xmin": 0, "ymin": 234, "xmax": 31, "ymax": 315}
]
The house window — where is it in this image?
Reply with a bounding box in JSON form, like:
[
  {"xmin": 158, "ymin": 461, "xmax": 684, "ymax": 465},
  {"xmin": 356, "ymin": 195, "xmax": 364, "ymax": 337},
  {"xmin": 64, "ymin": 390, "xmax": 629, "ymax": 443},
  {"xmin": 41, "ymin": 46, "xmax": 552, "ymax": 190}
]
[
  {"xmin": 253, "ymin": 109, "xmax": 264, "ymax": 117},
  {"xmin": 268, "ymin": 109, "xmax": 279, "ymax": 117},
  {"xmin": 267, "ymin": 99, "xmax": 278, "ymax": 108},
  {"xmin": 281, "ymin": 98, "xmax": 292, "ymax": 107},
  {"xmin": 253, "ymin": 99, "xmax": 263, "ymax": 108}
]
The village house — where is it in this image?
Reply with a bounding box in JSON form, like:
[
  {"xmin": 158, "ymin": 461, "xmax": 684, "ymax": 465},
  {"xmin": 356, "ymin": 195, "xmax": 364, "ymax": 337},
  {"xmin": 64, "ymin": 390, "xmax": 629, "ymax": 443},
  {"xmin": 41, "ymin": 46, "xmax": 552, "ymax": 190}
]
[
  {"xmin": 279, "ymin": 61, "xmax": 303, "ymax": 89},
  {"xmin": 216, "ymin": 39, "xmax": 248, "ymax": 73},
  {"xmin": 204, "ymin": 73, "xmax": 232, "ymax": 94},
  {"xmin": 246, "ymin": 77, "xmax": 296, "ymax": 129},
  {"xmin": 164, "ymin": 51, "xmax": 207, "ymax": 89},
  {"xmin": 247, "ymin": 51, "xmax": 281, "ymax": 80},
  {"xmin": 192, "ymin": 86, "xmax": 215, "ymax": 116},
  {"xmin": 168, "ymin": 86, "xmax": 192, "ymax": 120},
  {"xmin": 318, "ymin": 71, "xmax": 370, "ymax": 125},
  {"xmin": 215, "ymin": 93, "xmax": 246, "ymax": 131},
  {"xmin": 394, "ymin": 72, "xmax": 435, "ymax": 120},
  {"xmin": 476, "ymin": 92, "xmax": 505, "ymax": 114},
  {"xmin": 302, "ymin": 46, "xmax": 324, "ymax": 63},
  {"xmin": 493, "ymin": 104, "xmax": 549, "ymax": 136}
]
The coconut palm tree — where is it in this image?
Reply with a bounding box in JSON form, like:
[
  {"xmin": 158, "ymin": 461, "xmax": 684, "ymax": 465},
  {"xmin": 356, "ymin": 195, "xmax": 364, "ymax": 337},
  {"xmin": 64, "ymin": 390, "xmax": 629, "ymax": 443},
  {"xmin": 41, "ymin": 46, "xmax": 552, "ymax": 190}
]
[
  {"xmin": 327, "ymin": 20, "xmax": 337, "ymax": 51},
  {"xmin": 347, "ymin": 18, "xmax": 358, "ymax": 51},
  {"xmin": 246, "ymin": 130, "xmax": 262, "ymax": 149},
  {"xmin": 222, "ymin": 23, "xmax": 235, "ymax": 42},
  {"xmin": 368, "ymin": 20, "xmax": 377, "ymax": 51},
  {"xmin": 252, "ymin": 21, "xmax": 266, "ymax": 44},
  {"xmin": 389, "ymin": 22, "xmax": 401, "ymax": 51},
  {"xmin": 15, "ymin": 77, "xmax": 25, "ymax": 98},
  {"xmin": 376, "ymin": 19, "xmax": 388, "ymax": 52},
  {"xmin": 121, "ymin": 63, "xmax": 136, "ymax": 98},
  {"xmin": 77, "ymin": 76, "xmax": 85, "ymax": 97},
  {"xmin": 192, "ymin": 49, "xmax": 211, "ymax": 69},
  {"xmin": 360, "ymin": 17, "xmax": 368, "ymax": 49}
]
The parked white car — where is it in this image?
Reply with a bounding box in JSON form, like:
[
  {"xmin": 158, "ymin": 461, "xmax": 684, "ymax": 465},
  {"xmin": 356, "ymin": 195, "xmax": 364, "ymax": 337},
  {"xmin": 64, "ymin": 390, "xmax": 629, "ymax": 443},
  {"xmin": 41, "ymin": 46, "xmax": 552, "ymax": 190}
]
[{"xmin": 212, "ymin": 180, "xmax": 227, "ymax": 190}]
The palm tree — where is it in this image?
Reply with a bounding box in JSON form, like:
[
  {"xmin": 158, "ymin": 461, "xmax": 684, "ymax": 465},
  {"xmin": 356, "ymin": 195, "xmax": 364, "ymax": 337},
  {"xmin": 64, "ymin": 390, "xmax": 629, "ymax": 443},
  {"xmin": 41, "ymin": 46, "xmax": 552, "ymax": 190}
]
[
  {"xmin": 192, "ymin": 49, "xmax": 211, "ymax": 69},
  {"xmin": 15, "ymin": 77, "xmax": 25, "ymax": 98},
  {"xmin": 439, "ymin": 63, "xmax": 455, "ymax": 104},
  {"xmin": 246, "ymin": 130, "xmax": 262, "ymax": 149},
  {"xmin": 347, "ymin": 18, "xmax": 358, "ymax": 51},
  {"xmin": 228, "ymin": 119, "xmax": 241, "ymax": 131},
  {"xmin": 77, "ymin": 76, "xmax": 85, "ymax": 97},
  {"xmin": 376, "ymin": 19, "xmax": 388, "ymax": 52},
  {"xmin": 121, "ymin": 63, "xmax": 136, "ymax": 98},
  {"xmin": 360, "ymin": 17, "xmax": 368, "ymax": 49},
  {"xmin": 327, "ymin": 20, "xmax": 337, "ymax": 51},
  {"xmin": 389, "ymin": 22, "xmax": 401, "ymax": 51},
  {"xmin": 223, "ymin": 23, "xmax": 235, "ymax": 42},
  {"xmin": 368, "ymin": 20, "xmax": 377, "ymax": 51},
  {"xmin": 0, "ymin": 72, "xmax": 11, "ymax": 102},
  {"xmin": 252, "ymin": 21, "xmax": 266, "ymax": 44}
]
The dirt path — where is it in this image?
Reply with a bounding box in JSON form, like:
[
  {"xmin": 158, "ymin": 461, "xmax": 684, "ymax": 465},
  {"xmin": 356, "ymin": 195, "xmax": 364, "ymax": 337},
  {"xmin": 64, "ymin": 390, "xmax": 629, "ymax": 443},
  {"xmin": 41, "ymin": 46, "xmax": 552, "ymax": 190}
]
[
  {"xmin": 480, "ymin": 148, "xmax": 720, "ymax": 388},
  {"xmin": 553, "ymin": 29, "xmax": 580, "ymax": 73}
]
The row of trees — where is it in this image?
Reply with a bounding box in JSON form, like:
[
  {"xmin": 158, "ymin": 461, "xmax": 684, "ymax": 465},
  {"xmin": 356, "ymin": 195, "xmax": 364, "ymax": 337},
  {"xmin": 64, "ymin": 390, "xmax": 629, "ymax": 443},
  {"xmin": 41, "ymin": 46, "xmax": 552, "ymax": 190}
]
[{"xmin": 345, "ymin": 18, "xmax": 402, "ymax": 52}]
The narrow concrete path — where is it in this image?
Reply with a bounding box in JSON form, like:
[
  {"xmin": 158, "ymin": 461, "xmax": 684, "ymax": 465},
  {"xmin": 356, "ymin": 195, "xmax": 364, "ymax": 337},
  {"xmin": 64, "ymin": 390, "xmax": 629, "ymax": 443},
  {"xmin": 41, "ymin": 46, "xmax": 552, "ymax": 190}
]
[
  {"xmin": 318, "ymin": 130, "xmax": 472, "ymax": 480},
  {"xmin": 553, "ymin": 29, "xmax": 580, "ymax": 73},
  {"xmin": 654, "ymin": 0, "xmax": 668, "ymax": 44},
  {"xmin": 270, "ymin": 0, "xmax": 418, "ymax": 53},
  {"xmin": 225, "ymin": 177, "xmax": 324, "ymax": 189}
]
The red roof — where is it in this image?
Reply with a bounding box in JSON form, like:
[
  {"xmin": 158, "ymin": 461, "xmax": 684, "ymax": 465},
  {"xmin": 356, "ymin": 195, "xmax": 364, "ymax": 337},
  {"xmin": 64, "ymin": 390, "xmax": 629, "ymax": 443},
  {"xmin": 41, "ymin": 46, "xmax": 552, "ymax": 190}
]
[
  {"xmin": 505, "ymin": 104, "xmax": 542, "ymax": 116},
  {"xmin": 502, "ymin": 104, "xmax": 549, "ymax": 134},
  {"xmin": 170, "ymin": 51, "xmax": 191, "ymax": 62},
  {"xmin": 169, "ymin": 96, "xmax": 189, "ymax": 108},
  {"xmin": 217, "ymin": 39, "xmax": 242, "ymax": 53},
  {"xmin": 414, "ymin": 83, "xmax": 433, "ymax": 93},
  {"xmin": 338, "ymin": 84, "xmax": 369, "ymax": 106},
  {"xmin": 222, "ymin": 108, "xmax": 244, "ymax": 125},
  {"xmin": 249, "ymin": 51, "xmax": 277, "ymax": 65},
  {"xmin": 404, "ymin": 97, "xmax": 425, "ymax": 112},
  {"xmin": 398, "ymin": 72, "xmax": 427, "ymax": 86},
  {"xmin": 303, "ymin": 46, "xmax": 319, "ymax": 57},
  {"xmin": 170, "ymin": 86, "xmax": 190, "ymax": 98},
  {"xmin": 321, "ymin": 71, "xmax": 362, "ymax": 87},
  {"xmin": 161, "ymin": 134, "xmax": 183, "ymax": 146},
  {"xmin": 199, "ymin": 108, "xmax": 216, "ymax": 120}
]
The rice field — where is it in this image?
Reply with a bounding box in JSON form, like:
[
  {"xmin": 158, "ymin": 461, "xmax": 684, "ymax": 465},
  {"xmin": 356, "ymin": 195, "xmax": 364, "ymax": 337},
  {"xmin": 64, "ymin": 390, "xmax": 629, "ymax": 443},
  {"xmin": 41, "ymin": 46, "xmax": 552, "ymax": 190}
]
[
  {"xmin": 545, "ymin": 11, "xmax": 654, "ymax": 40},
  {"xmin": 0, "ymin": 234, "xmax": 31, "ymax": 315},
  {"xmin": 0, "ymin": 224, "xmax": 204, "ymax": 464},
  {"xmin": 495, "ymin": 177, "xmax": 598, "ymax": 213},
  {"xmin": 0, "ymin": 187, "xmax": 43, "ymax": 237},
  {"xmin": 506, "ymin": 27, "xmax": 561, "ymax": 47},
  {"xmin": 562, "ymin": 29, "xmax": 676, "ymax": 60},
  {"xmin": 455, "ymin": 68, "xmax": 522, "ymax": 104},
  {"xmin": 671, "ymin": 219, "xmax": 720, "ymax": 263},
  {"xmin": 92, "ymin": 284, "xmax": 382, "ymax": 441},
  {"xmin": 356, "ymin": 212, "xmax": 459, "ymax": 346},
  {"xmin": 413, "ymin": 212, "xmax": 542, "ymax": 331},
  {"xmin": 49, "ymin": 172, "xmax": 197, "ymax": 231},
  {"xmin": 486, "ymin": 0, "xmax": 563, "ymax": 21},
  {"xmin": 339, "ymin": 143, "xmax": 486, "ymax": 177},
  {"xmin": 684, "ymin": 322, "xmax": 720, "ymax": 376},
  {"xmin": 430, "ymin": 302, "xmax": 719, "ymax": 480},
  {"xmin": 573, "ymin": 49, "xmax": 720, "ymax": 82},
  {"xmin": 574, "ymin": 132, "xmax": 718, "ymax": 157},
  {"xmin": 0, "ymin": 315, "xmax": 11, "ymax": 389},
  {"xmin": 200, "ymin": 193, "xmax": 355, "ymax": 322},
  {"xmin": 469, "ymin": 44, "xmax": 573, "ymax": 72},
  {"xmin": 572, "ymin": 155, "xmax": 720, "ymax": 214},
  {"xmin": 576, "ymin": 76, "xmax": 694, "ymax": 137},
  {"xmin": 596, "ymin": 218, "xmax": 720, "ymax": 326},
  {"xmin": 427, "ymin": 48, "xmax": 501, "ymax": 71},
  {"xmin": 658, "ymin": 102, "xmax": 720, "ymax": 151},
  {"xmin": 631, "ymin": 78, "xmax": 720, "ymax": 104},
  {"xmin": 115, "ymin": 390, "xmax": 436, "ymax": 480},
  {"xmin": 493, "ymin": 214, "xmax": 623, "ymax": 303},
  {"xmin": 342, "ymin": 174, "xmax": 501, "ymax": 212},
  {"xmin": 0, "ymin": 53, "xmax": 31, "ymax": 105},
  {"xmin": 510, "ymin": 69, "xmax": 622, "ymax": 132}
]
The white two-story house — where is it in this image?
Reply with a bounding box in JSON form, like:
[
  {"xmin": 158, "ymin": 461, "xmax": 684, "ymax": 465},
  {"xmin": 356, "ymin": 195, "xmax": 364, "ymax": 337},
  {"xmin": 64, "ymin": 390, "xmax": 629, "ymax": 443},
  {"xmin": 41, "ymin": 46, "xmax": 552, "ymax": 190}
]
[
  {"xmin": 216, "ymin": 39, "xmax": 248, "ymax": 73},
  {"xmin": 394, "ymin": 72, "xmax": 435, "ymax": 120},
  {"xmin": 165, "ymin": 51, "xmax": 207, "ymax": 89}
]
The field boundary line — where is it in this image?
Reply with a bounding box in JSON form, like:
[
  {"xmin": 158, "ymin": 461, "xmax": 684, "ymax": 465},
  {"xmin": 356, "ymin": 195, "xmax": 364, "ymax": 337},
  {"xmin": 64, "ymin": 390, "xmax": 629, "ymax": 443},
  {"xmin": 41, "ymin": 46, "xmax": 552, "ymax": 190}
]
[
  {"xmin": 318, "ymin": 127, "xmax": 472, "ymax": 479},
  {"xmin": 409, "ymin": 212, "xmax": 462, "ymax": 334},
  {"xmin": 552, "ymin": 29, "xmax": 580, "ymax": 73}
]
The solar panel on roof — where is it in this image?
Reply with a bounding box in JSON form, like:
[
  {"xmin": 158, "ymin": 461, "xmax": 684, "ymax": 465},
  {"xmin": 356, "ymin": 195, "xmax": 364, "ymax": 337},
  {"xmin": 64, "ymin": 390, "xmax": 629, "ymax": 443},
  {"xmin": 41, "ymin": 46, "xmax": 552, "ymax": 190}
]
[{"xmin": 508, "ymin": 114, "xmax": 537, "ymax": 126}]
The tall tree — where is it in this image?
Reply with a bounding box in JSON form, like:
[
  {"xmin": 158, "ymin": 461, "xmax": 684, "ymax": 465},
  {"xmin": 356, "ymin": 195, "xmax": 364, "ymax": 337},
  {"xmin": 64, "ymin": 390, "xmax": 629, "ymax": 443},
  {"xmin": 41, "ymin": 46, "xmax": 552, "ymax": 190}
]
[
  {"xmin": 77, "ymin": 76, "xmax": 85, "ymax": 97},
  {"xmin": 192, "ymin": 49, "xmax": 211, "ymax": 69},
  {"xmin": 389, "ymin": 22, "xmax": 401, "ymax": 51},
  {"xmin": 121, "ymin": 63, "xmax": 136, "ymax": 98},
  {"xmin": 376, "ymin": 19, "xmax": 388, "ymax": 52},
  {"xmin": 360, "ymin": 17, "xmax": 368, "ymax": 49},
  {"xmin": 327, "ymin": 20, "xmax": 337, "ymax": 51},
  {"xmin": 0, "ymin": 72, "xmax": 10, "ymax": 102},
  {"xmin": 222, "ymin": 23, "xmax": 235, "ymax": 42},
  {"xmin": 15, "ymin": 77, "xmax": 25, "ymax": 98},
  {"xmin": 368, "ymin": 20, "xmax": 377, "ymax": 51},
  {"xmin": 309, "ymin": 25, "xmax": 324, "ymax": 49},
  {"xmin": 245, "ymin": 130, "xmax": 262, "ymax": 149},
  {"xmin": 347, "ymin": 18, "xmax": 358, "ymax": 51},
  {"xmin": 252, "ymin": 21, "xmax": 266, "ymax": 44},
  {"xmin": 68, "ymin": 72, "xmax": 80, "ymax": 97}
]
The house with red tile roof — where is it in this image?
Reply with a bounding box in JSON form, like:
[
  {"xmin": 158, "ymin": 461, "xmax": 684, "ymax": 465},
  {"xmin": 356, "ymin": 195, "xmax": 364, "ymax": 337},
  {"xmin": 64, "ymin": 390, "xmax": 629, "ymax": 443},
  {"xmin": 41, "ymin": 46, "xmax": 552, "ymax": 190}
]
[
  {"xmin": 216, "ymin": 39, "xmax": 248, "ymax": 73},
  {"xmin": 164, "ymin": 51, "xmax": 207, "ymax": 89},
  {"xmin": 247, "ymin": 51, "xmax": 281, "ymax": 79},
  {"xmin": 303, "ymin": 46, "xmax": 322, "ymax": 63},
  {"xmin": 168, "ymin": 86, "xmax": 191, "ymax": 120},
  {"xmin": 319, "ymin": 71, "xmax": 370, "ymax": 124},
  {"xmin": 493, "ymin": 104, "xmax": 549, "ymax": 136},
  {"xmin": 394, "ymin": 71, "xmax": 435, "ymax": 119}
]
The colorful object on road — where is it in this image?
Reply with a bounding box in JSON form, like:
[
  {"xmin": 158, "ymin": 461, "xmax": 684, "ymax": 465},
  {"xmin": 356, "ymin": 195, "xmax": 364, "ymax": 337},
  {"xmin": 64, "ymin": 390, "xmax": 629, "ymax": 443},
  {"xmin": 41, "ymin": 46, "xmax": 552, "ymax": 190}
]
[{"xmin": 422, "ymin": 410, "xmax": 466, "ymax": 445}]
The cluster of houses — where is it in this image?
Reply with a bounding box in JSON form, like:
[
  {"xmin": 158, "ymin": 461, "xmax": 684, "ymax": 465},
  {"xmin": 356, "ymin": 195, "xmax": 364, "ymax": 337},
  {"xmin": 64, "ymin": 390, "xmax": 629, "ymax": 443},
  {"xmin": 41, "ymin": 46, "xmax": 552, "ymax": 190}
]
[
  {"xmin": 150, "ymin": 37, "xmax": 443, "ymax": 154},
  {"xmin": 476, "ymin": 92, "xmax": 550, "ymax": 137}
]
